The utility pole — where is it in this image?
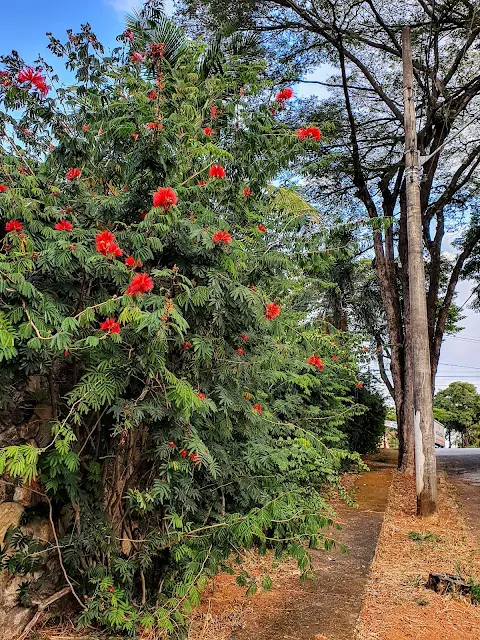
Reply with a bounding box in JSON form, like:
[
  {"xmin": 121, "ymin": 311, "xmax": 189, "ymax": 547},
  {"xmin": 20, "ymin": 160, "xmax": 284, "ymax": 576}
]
[{"xmin": 402, "ymin": 26, "xmax": 438, "ymax": 516}]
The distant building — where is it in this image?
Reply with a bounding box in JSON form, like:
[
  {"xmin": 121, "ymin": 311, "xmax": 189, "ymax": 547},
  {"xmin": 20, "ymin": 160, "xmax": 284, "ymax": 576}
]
[{"xmin": 383, "ymin": 419, "xmax": 446, "ymax": 448}]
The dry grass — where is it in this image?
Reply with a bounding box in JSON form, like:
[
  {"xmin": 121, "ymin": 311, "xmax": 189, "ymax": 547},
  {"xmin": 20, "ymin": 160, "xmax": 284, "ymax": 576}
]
[{"xmin": 356, "ymin": 472, "xmax": 480, "ymax": 640}]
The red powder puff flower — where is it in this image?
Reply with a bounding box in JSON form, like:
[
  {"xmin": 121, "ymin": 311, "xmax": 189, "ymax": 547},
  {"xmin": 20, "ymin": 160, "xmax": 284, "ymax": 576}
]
[
  {"xmin": 275, "ymin": 87, "xmax": 293, "ymax": 106},
  {"xmin": 203, "ymin": 127, "xmax": 214, "ymax": 136},
  {"xmin": 180, "ymin": 448, "xmax": 187, "ymax": 458},
  {"xmin": 82, "ymin": 124, "xmax": 89, "ymax": 131},
  {"xmin": 132, "ymin": 133, "xmax": 139, "ymax": 140},
  {"xmin": 243, "ymin": 187, "xmax": 252, "ymax": 197},
  {"xmin": 355, "ymin": 381, "xmax": 363, "ymax": 389},
  {"xmin": 183, "ymin": 341, "xmax": 192, "ymax": 350},
  {"xmin": 153, "ymin": 187, "xmax": 177, "ymax": 210},
  {"xmin": 307, "ymin": 355, "xmax": 324, "ymax": 371},
  {"xmin": 5, "ymin": 220, "xmax": 22, "ymax": 232},
  {"xmin": 55, "ymin": 220, "xmax": 73, "ymax": 231},
  {"xmin": 257, "ymin": 224, "xmax": 266, "ymax": 233},
  {"xmin": 130, "ymin": 51, "xmax": 145, "ymax": 62},
  {"xmin": 95, "ymin": 230, "xmax": 123, "ymax": 257},
  {"xmin": 17, "ymin": 67, "xmax": 49, "ymax": 96},
  {"xmin": 209, "ymin": 164, "xmax": 226, "ymax": 179},
  {"xmin": 212, "ymin": 230, "xmax": 232, "ymax": 245},
  {"xmin": 147, "ymin": 90, "xmax": 157, "ymax": 100},
  {"xmin": 264, "ymin": 302, "xmax": 280, "ymax": 320},
  {"xmin": 197, "ymin": 392, "xmax": 206, "ymax": 401},
  {"xmin": 147, "ymin": 122, "xmax": 163, "ymax": 130},
  {"xmin": 123, "ymin": 29, "xmax": 134, "ymax": 42},
  {"xmin": 100, "ymin": 317, "xmax": 121, "ymax": 334},
  {"xmin": 126, "ymin": 272, "xmax": 154, "ymax": 295},
  {"xmin": 296, "ymin": 126, "xmax": 322, "ymax": 142},
  {"xmin": 190, "ymin": 452, "xmax": 201, "ymax": 465},
  {"xmin": 236, "ymin": 348, "xmax": 245, "ymax": 355},
  {"xmin": 0, "ymin": 184, "xmax": 8, "ymax": 192},
  {"xmin": 240, "ymin": 333, "xmax": 248, "ymax": 342},
  {"xmin": 66, "ymin": 168, "xmax": 81, "ymax": 182},
  {"xmin": 253, "ymin": 404, "xmax": 262, "ymax": 414},
  {"xmin": 125, "ymin": 255, "xmax": 142, "ymax": 267},
  {"xmin": 332, "ymin": 355, "xmax": 339, "ymax": 361},
  {"xmin": 210, "ymin": 105, "xmax": 220, "ymax": 119},
  {"xmin": 169, "ymin": 441, "xmax": 176, "ymax": 448}
]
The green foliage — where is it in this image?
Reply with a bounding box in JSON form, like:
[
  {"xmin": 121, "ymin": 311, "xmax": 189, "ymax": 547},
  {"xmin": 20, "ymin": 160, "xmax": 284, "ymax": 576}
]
[
  {"xmin": 0, "ymin": 4, "xmax": 366, "ymax": 637},
  {"xmin": 434, "ymin": 382, "xmax": 480, "ymax": 447},
  {"xmin": 343, "ymin": 385, "xmax": 388, "ymax": 454}
]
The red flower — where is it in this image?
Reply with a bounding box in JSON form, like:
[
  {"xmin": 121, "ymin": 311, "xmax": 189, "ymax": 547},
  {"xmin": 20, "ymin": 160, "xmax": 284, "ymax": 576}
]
[
  {"xmin": 5, "ymin": 220, "xmax": 22, "ymax": 232},
  {"xmin": 147, "ymin": 90, "xmax": 157, "ymax": 100},
  {"xmin": 169, "ymin": 441, "xmax": 176, "ymax": 448},
  {"xmin": 125, "ymin": 255, "xmax": 142, "ymax": 267},
  {"xmin": 296, "ymin": 127, "xmax": 322, "ymax": 142},
  {"xmin": 236, "ymin": 348, "xmax": 245, "ymax": 355},
  {"xmin": 209, "ymin": 164, "xmax": 226, "ymax": 179},
  {"xmin": 100, "ymin": 317, "xmax": 121, "ymax": 334},
  {"xmin": 197, "ymin": 392, "xmax": 206, "ymax": 401},
  {"xmin": 55, "ymin": 220, "xmax": 73, "ymax": 231},
  {"xmin": 264, "ymin": 302, "xmax": 280, "ymax": 320},
  {"xmin": 307, "ymin": 355, "xmax": 324, "ymax": 371},
  {"xmin": 130, "ymin": 51, "xmax": 145, "ymax": 62},
  {"xmin": 132, "ymin": 133, "xmax": 139, "ymax": 140},
  {"xmin": 108, "ymin": 587, "xmax": 115, "ymax": 593},
  {"xmin": 95, "ymin": 230, "xmax": 123, "ymax": 257},
  {"xmin": 355, "ymin": 381, "xmax": 363, "ymax": 389},
  {"xmin": 257, "ymin": 224, "xmax": 266, "ymax": 233},
  {"xmin": 197, "ymin": 180, "xmax": 208, "ymax": 187},
  {"xmin": 66, "ymin": 168, "xmax": 81, "ymax": 182},
  {"xmin": 126, "ymin": 272, "xmax": 154, "ymax": 296},
  {"xmin": 210, "ymin": 105, "xmax": 220, "ymax": 119},
  {"xmin": 180, "ymin": 448, "xmax": 187, "ymax": 458},
  {"xmin": 190, "ymin": 452, "xmax": 201, "ymax": 465},
  {"xmin": 240, "ymin": 333, "xmax": 248, "ymax": 342},
  {"xmin": 243, "ymin": 187, "xmax": 252, "ymax": 197},
  {"xmin": 141, "ymin": 211, "xmax": 148, "ymax": 219},
  {"xmin": 253, "ymin": 404, "xmax": 262, "ymax": 414},
  {"xmin": 124, "ymin": 29, "xmax": 134, "ymax": 42},
  {"xmin": 153, "ymin": 187, "xmax": 177, "ymax": 210},
  {"xmin": 82, "ymin": 124, "xmax": 89, "ymax": 131},
  {"xmin": 275, "ymin": 87, "xmax": 293, "ymax": 105},
  {"xmin": 203, "ymin": 127, "xmax": 214, "ymax": 136},
  {"xmin": 332, "ymin": 355, "xmax": 339, "ymax": 361},
  {"xmin": 17, "ymin": 67, "xmax": 49, "ymax": 96},
  {"xmin": 212, "ymin": 230, "xmax": 232, "ymax": 245},
  {"xmin": 64, "ymin": 350, "xmax": 69, "ymax": 357},
  {"xmin": 0, "ymin": 184, "xmax": 8, "ymax": 192},
  {"xmin": 183, "ymin": 341, "xmax": 192, "ymax": 350},
  {"xmin": 147, "ymin": 122, "xmax": 163, "ymax": 130}
]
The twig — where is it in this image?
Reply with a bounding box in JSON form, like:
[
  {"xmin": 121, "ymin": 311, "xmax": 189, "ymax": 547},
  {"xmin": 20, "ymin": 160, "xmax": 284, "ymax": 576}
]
[{"xmin": 18, "ymin": 586, "xmax": 72, "ymax": 640}]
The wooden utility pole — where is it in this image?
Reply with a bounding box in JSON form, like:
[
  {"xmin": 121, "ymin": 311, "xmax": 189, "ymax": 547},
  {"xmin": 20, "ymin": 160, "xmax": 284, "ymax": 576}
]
[{"xmin": 402, "ymin": 26, "xmax": 438, "ymax": 516}]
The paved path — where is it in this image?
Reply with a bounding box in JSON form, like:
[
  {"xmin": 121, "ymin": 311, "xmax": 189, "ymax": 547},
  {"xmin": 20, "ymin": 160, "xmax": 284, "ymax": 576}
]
[
  {"xmin": 436, "ymin": 448, "xmax": 480, "ymax": 538},
  {"xmin": 229, "ymin": 463, "xmax": 394, "ymax": 640}
]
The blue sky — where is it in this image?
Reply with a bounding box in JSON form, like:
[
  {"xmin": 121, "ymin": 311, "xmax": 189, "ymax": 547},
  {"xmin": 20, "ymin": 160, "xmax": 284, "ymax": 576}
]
[
  {"xmin": 0, "ymin": 1, "xmax": 174, "ymax": 68},
  {"xmin": 3, "ymin": 1, "xmax": 480, "ymax": 393}
]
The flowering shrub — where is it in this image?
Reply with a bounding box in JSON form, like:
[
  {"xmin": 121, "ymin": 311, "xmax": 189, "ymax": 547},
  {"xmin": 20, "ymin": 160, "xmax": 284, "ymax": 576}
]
[{"xmin": 0, "ymin": 5, "xmax": 365, "ymax": 637}]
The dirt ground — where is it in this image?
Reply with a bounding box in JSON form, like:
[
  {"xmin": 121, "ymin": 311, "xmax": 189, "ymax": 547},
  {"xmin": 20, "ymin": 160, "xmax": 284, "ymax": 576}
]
[
  {"xmin": 356, "ymin": 471, "xmax": 480, "ymax": 640},
  {"xmin": 189, "ymin": 464, "xmax": 394, "ymax": 640}
]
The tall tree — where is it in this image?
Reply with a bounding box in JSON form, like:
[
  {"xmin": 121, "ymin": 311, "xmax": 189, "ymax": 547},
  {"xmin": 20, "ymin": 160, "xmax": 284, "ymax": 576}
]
[
  {"xmin": 181, "ymin": 0, "xmax": 480, "ymax": 471},
  {"xmin": 434, "ymin": 381, "xmax": 480, "ymax": 447}
]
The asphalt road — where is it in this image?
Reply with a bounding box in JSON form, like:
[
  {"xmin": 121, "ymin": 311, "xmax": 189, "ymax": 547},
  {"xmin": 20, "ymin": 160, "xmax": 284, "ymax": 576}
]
[{"xmin": 436, "ymin": 447, "xmax": 480, "ymax": 485}]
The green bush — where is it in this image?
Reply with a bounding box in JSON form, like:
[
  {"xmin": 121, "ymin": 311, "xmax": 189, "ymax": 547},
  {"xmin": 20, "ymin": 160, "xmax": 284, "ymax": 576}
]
[{"xmin": 0, "ymin": 5, "xmax": 365, "ymax": 635}]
